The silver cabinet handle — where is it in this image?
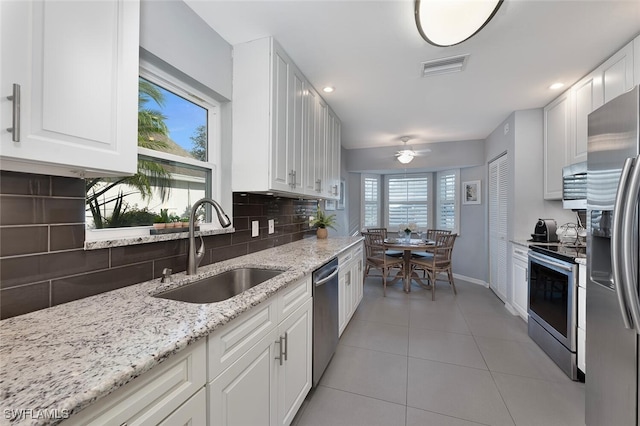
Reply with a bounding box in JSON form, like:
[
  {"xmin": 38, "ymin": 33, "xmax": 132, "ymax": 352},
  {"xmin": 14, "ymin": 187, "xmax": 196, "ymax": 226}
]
[
  {"xmin": 613, "ymin": 157, "xmax": 634, "ymax": 329},
  {"xmin": 275, "ymin": 335, "xmax": 285, "ymax": 366},
  {"xmin": 7, "ymin": 83, "xmax": 20, "ymax": 142},
  {"xmin": 283, "ymin": 331, "xmax": 288, "ymax": 361},
  {"xmin": 315, "ymin": 179, "xmax": 322, "ymax": 192},
  {"xmin": 622, "ymin": 156, "xmax": 640, "ymax": 333}
]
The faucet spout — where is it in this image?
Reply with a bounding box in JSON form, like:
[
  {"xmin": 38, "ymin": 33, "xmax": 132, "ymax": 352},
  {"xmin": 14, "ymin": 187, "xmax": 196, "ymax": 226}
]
[{"xmin": 187, "ymin": 197, "xmax": 232, "ymax": 275}]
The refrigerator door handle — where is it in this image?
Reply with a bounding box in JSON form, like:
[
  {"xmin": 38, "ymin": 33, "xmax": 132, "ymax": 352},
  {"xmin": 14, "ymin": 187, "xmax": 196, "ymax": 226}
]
[
  {"xmin": 622, "ymin": 155, "xmax": 640, "ymax": 334},
  {"xmin": 612, "ymin": 157, "xmax": 634, "ymax": 329}
]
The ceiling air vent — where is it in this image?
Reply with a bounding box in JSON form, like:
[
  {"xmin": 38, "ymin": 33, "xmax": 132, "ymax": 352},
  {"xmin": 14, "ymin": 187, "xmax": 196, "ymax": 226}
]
[{"xmin": 420, "ymin": 54, "xmax": 469, "ymax": 77}]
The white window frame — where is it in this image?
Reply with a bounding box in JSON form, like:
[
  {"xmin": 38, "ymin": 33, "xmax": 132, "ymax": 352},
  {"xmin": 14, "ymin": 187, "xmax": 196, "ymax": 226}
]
[
  {"xmin": 86, "ymin": 60, "xmax": 222, "ymax": 242},
  {"xmin": 385, "ymin": 173, "xmax": 432, "ymax": 231},
  {"xmin": 436, "ymin": 169, "xmax": 460, "ymax": 234},
  {"xmin": 361, "ymin": 174, "xmax": 381, "ymax": 229}
]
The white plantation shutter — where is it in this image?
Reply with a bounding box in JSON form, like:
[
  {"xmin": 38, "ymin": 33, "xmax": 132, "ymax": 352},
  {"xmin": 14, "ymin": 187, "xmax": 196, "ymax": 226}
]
[
  {"xmin": 363, "ymin": 175, "xmax": 380, "ymax": 227},
  {"xmin": 437, "ymin": 170, "xmax": 458, "ymax": 232},
  {"xmin": 386, "ymin": 175, "xmax": 429, "ymax": 229}
]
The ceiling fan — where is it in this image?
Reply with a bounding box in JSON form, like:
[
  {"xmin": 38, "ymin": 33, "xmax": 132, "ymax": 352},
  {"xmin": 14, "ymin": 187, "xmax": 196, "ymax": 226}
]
[{"xmin": 394, "ymin": 136, "xmax": 431, "ymax": 164}]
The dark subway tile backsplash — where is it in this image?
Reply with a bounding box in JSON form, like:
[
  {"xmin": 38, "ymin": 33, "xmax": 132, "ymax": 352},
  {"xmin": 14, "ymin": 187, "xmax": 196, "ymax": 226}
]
[{"xmin": 0, "ymin": 170, "xmax": 318, "ymax": 319}]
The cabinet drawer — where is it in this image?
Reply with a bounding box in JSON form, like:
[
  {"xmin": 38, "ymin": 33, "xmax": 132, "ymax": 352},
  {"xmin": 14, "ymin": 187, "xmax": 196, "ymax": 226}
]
[
  {"xmin": 278, "ymin": 276, "xmax": 311, "ymax": 320},
  {"xmin": 65, "ymin": 339, "xmax": 206, "ymax": 426},
  {"xmin": 158, "ymin": 388, "xmax": 206, "ymax": 426},
  {"xmin": 208, "ymin": 297, "xmax": 277, "ymax": 381}
]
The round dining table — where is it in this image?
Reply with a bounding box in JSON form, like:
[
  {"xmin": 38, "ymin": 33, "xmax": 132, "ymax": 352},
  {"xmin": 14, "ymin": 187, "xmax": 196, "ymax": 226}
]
[{"xmin": 383, "ymin": 237, "xmax": 435, "ymax": 292}]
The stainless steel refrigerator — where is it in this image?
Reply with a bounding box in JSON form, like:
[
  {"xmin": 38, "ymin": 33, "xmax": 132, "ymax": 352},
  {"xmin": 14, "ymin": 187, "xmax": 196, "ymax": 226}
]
[{"xmin": 586, "ymin": 85, "xmax": 640, "ymax": 425}]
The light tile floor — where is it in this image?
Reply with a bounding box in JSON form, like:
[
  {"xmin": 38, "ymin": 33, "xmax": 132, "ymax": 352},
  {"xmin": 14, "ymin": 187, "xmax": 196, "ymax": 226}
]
[{"xmin": 293, "ymin": 277, "xmax": 585, "ymax": 426}]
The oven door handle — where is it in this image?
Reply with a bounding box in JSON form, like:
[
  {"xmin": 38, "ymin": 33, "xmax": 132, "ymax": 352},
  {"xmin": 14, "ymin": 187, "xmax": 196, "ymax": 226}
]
[
  {"xmin": 528, "ymin": 252, "xmax": 573, "ymax": 272},
  {"xmin": 622, "ymin": 156, "xmax": 640, "ymax": 333}
]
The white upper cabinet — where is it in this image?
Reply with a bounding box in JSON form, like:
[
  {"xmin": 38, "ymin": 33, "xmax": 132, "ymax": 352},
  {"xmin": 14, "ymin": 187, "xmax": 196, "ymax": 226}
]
[
  {"xmin": 570, "ymin": 70, "xmax": 603, "ymax": 164},
  {"xmin": 601, "ymin": 40, "xmax": 634, "ymax": 104},
  {"xmin": 635, "ymin": 35, "xmax": 640, "ymax": 86},
  {"xmin": 544, "ymin": 37, "xmax": 636, "ymax": 197},
  {"xmin": 0, "ymin": 0, "xmax": 139, "ymax": 178},
  {"xmin": 232, "ymin": 37, "xmax": 340, "ymax": 199},
  {"xmin": 543, "ymin": 91, "xmax": 571, "ymax": 200}
]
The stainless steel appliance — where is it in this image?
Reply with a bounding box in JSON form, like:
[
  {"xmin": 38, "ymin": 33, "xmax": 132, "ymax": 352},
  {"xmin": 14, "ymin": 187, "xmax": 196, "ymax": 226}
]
[
  {"xmin": 528, "ymin": 246, "xmax": 580, "ymax": 380},
  {"xmin": 563, "ymin": 161, "xmax": 588, "ymax": 210},
  {"xmin": 312, "ymin": 257, "xmax": 339, "ymax": 387},
  {"xmin": 586, "ymin": 85, "xmax": 640, "ymax": 425}
]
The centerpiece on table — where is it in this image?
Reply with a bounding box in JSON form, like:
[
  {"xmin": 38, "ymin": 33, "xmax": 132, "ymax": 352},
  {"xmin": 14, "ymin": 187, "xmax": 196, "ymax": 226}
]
[
  {"xmin": 311, "ymin": 209, "xmax": 337, "ymax": 239},
  {"xmin": 399, "ymin": 223, "xmax": 417, "ymax": 242}
]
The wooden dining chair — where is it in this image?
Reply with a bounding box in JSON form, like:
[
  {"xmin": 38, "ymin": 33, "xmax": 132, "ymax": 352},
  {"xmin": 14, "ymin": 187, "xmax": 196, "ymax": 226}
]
[
  {"xmin": 409, "ymin": 233, "xmax": 457, "ymax": 300},
  {"xmin": 362, "ymin": 231, "xmax": 404, "ymax": 296},
  {"xmin": 366, "ymin": 227, "xmax": 402, "ymax": 257}
]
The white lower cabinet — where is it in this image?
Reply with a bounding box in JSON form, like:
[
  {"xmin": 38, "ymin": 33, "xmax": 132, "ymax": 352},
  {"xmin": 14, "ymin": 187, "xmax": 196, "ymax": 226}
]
[
  {"xmin": 66, "ymin": 275, "xmax": 315, "ymax": 426},
  {"xmin": 208, "ymin": 276, "xmax": 312, "ymax": 426},
  {"xmin": 64, "ymin": 339, "xmax": 207, "ymax": 425},
  {"xmin": 338, "ymin": 243, "xmax": 364, "ymax": 336},
  {"xmin": 511, "ymin": 245, "xmax": 529, "ymax": 321}
]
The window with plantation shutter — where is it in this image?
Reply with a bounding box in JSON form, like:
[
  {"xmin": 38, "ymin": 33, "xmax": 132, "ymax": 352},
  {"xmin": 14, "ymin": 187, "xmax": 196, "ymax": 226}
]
[
  {"xmin": 386, "ymin": 174, "xmax": 430, "ymax": 229},
  {"xmin": 436, "ymin": 169, "xmax": 459, "ymax": 233},
  {"xmin": 362, "ymin": 175, "xmax": 380, "ymax": 227}
]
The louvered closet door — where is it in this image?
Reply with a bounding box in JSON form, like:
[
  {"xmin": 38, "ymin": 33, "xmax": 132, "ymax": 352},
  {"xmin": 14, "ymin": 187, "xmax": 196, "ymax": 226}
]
[{"xmin": 489, "ymin": 154, "xmax": 508, "ymax": 301}]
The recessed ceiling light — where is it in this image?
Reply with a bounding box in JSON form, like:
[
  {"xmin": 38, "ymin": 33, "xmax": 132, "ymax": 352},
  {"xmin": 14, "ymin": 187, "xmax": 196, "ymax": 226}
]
[
  {"xmin": 322, "ymin": 86, "xmax": 334, "ymax": 93},
  {"xmin": 549, "ymin": 82, "xmax": 565, "ymax": 90}
]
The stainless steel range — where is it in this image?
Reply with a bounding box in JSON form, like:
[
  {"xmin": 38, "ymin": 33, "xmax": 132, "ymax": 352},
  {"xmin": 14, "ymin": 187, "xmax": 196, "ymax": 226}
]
[{"xmin": 527, "ymin": 243, "xmax": 584, "ymax": 380}]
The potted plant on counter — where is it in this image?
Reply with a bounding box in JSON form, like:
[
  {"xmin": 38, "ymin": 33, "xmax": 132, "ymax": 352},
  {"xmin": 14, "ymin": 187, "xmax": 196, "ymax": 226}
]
[{"xmin": 311, "ymin": 209, "xmax": 336, "ymax": 239}]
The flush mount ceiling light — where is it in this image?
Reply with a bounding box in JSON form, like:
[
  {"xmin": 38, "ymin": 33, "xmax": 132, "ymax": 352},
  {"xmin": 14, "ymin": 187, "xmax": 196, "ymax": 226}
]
[
  {"xmin": 415, "ymin": 0, "xmax": 503, "ymax": 47},
  {"xmin": 322, "ymin": 86, "xmax": 335, "ymax": 93},
  {"xmin": 396, "ymin": 137, "xmax": 416, "ymax": 164},
  {"xmin": 549, "ymin": 82, "xmax": 565, "ymax": 90}
]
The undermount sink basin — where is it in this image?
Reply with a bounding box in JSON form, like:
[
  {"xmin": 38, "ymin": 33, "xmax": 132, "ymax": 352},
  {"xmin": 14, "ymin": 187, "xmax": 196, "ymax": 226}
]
[{"xmin": 154, "ymin": 268, "xmax": 284, "ymax": 304}]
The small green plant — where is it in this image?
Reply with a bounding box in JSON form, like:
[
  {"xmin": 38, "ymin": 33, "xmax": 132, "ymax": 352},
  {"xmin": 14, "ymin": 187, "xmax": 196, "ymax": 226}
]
[
  {"xmin": 311, "ymin": 209, "xmax": 337, "ymax": 230},
  {"xmin": 159, "ymin": 208, "xmax": 170, "ymax": 223}
]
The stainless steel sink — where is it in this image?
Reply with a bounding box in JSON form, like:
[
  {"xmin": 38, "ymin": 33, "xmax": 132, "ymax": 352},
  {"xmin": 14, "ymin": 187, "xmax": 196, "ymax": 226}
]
[{"xmin": 154, "ymin": 268, "xmax": 284, "ymax": 304}]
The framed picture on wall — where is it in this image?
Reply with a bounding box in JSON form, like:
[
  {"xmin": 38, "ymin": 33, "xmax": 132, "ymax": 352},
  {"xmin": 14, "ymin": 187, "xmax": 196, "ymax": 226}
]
[
  {"xmin": 325, "ymin": 199, "xmax": 337, "ymax": 211},
  {"xmin": 462, "ymin": 180, "xmax": 481, "ymax": 205},
  {"xmin": 337, "ymin": 179, "xmax": 346, "ymax": 210}
]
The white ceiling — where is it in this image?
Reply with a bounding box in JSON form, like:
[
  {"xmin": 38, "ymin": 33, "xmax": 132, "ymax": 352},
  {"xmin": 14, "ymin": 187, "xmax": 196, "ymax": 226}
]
[{"xmin": 185, "ymin": 0, "xmax": 640, "ymax": 150}]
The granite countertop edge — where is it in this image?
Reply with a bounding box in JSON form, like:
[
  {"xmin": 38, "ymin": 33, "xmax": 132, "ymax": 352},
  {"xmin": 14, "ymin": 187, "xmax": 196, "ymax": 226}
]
[{"xmin": 0, "ymin": 236, "xmax": 363, "ymax": 425}]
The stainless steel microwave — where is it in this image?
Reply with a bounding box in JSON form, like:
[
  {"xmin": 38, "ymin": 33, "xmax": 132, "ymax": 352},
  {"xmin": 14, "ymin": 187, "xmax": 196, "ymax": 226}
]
[{"xmin": 562, "ymin": 162, "xmax": 587, "ymax": 210}]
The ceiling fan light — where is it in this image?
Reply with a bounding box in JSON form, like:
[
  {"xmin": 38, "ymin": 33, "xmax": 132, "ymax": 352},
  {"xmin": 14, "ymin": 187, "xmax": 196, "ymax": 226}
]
[
  {"xmin": 397, "ymin": 150, "xmax": 415, "ymax": 164},
  {"xmin": 415, "ymin": 0, "xmax": 503, "ymax": 47}
]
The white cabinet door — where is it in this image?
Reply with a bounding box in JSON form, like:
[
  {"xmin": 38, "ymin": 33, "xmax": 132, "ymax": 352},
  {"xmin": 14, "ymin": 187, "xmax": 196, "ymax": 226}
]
[
  {"xmin": 209, "ymin": 328, "xmax": 279, "ymax": 426},
  {"xmin": 270, "ymin": 47, "xmax": 292, "ymax": 193},
  {"xmin": 511, "ymin": 247, "xmax": 529, "ymax": 321},
  {"xmin": 0, "ymin": 0, "xmax": 139, "ymax": 178},
  {"xmin": 489, "ymin": 155, "xmax": 508, "ymax": 302},
  {"xmin": 571, "ymin": 71, "xmax": 603, "ymax": 165},
  {"xmin": 303, "ymin": 88, "xmax": 318, "ymax": 195},
  {"xmin": 601, "ymin": 40, "xmax": 634, "ymax": 104},
  {"xmin": 314, "ymin": 98, "xmax": 327, "ymax": 195},
  {"xmin": 350, "ymin": 247, "xmax": 364, "ymax": 315},
  {"xmin": 543, "ymin": 91, "xmax": 571, "ymax": 200},
  {"xmin": 277, "ymin": 299, "xmax": 312, "ymax": 426},
  {"xmin": 289, "ymin": 67, "xmax": 306, "ymax": 193}
]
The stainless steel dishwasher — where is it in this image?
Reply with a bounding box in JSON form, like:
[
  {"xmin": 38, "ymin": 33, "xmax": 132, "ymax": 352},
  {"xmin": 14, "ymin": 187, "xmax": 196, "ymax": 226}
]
[{"xmin": 312, "ymin": 257, "xmax": 340, "ymax": 387}]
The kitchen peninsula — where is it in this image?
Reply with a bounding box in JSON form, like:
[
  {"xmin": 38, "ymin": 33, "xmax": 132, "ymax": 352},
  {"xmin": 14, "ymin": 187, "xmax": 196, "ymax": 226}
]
[{"xmin": 0, "ymin": 236, "xmax": 362, "ymax": 425}]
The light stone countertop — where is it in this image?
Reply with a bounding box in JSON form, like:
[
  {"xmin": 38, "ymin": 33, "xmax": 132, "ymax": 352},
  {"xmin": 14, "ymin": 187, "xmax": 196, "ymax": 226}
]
[{"xmin": 0, "ymin": 236, "xmax": 363, "ymax": 425}]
